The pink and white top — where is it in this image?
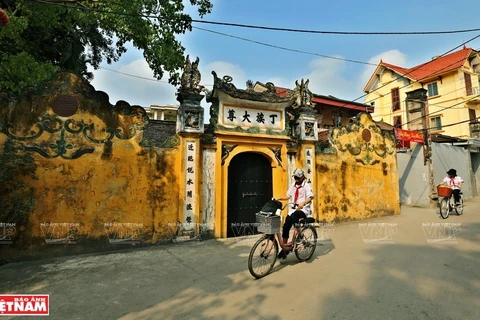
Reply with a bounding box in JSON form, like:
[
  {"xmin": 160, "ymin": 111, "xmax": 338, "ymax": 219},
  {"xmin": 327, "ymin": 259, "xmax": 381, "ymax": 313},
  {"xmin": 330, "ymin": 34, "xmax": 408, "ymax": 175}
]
[
  {"xmin": 442, "ymin": 176, "xmax": 463, "ymax": 190},
  {"xmin": 286, "ymin": 180, "xmax": 314, "ymax": 216}
]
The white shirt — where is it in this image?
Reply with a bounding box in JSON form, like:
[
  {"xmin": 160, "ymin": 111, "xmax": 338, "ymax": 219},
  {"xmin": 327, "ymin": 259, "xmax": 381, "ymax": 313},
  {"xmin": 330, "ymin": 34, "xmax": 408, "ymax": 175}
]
[
  {"xmin": 286, "ymin": 180, "xmax": 314, "ymax": 216},
  {"xmin": 442, "ymin": 176, "xmax": 463, "ymax": 190}
]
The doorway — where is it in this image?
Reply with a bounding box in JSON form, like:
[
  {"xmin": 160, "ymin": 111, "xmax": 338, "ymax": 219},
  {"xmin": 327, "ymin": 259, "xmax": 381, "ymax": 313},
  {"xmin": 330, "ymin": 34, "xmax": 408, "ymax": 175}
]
[{"xmin": 227, "ymin": 152, "xmax": 273, "ymax": 237}]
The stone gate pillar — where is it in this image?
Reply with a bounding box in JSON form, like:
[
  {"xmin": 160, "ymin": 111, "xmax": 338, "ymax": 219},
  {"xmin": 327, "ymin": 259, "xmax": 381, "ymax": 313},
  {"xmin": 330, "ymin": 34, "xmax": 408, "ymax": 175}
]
[{"xmin": 176, "ymin": 56, "xmax": 205, "ymax": 234}]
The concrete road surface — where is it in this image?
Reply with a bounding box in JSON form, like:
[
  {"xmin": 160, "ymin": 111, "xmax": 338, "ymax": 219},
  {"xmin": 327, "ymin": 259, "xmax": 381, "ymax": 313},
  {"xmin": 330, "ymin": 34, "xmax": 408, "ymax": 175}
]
[{"xmin": 1, "ymin": 199, "xmax": 479, "ymax": 320}]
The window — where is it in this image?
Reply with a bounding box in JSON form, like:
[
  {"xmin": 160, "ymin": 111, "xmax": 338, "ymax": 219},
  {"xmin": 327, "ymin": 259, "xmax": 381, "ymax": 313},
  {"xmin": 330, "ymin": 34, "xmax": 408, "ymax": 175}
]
[
  {"xmin": 427, "ymin": 82, "xmax": 438, "ymax": 97},
  {"xmin": 333, "ymin": 114, "xmax": 342, "ymax": 127},
  {"xmin": 464, "ymin": 72, "xmax": 472, "ymax": 95},
  {"xmin": 391, "ymin": 88, "xmax": 400, "ymax": 111},
  {"xmin": 393, "ymin": 116, "xmax": 402, "ymax": 129},
  {"xmin": 430, "ymin": 116, "xmax": 442, "ymax": 130},
  {"xmin": 469, "ymin": 109, "xmax": 477, "ymax": 123}
]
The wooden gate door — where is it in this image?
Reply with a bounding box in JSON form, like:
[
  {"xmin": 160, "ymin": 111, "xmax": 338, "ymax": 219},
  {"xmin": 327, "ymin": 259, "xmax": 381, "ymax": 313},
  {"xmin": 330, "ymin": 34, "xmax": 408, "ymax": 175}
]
[{"xmin": 227, "ymin": 152, "xmax": 273, "ymax": 237}]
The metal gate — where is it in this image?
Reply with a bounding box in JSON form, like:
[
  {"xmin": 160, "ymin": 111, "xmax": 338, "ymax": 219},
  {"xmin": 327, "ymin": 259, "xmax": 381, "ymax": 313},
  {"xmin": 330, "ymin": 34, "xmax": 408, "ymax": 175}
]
[{"xmin": 227, "ymin": 152, "xmax": 273, "ymax": 237}]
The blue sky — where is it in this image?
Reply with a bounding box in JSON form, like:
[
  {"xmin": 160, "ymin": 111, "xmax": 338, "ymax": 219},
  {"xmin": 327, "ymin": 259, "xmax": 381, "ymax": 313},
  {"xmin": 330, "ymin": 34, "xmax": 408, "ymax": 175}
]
[{"xmin": 89, "ymin": 0, "xmax": 480, "ymax": 112}]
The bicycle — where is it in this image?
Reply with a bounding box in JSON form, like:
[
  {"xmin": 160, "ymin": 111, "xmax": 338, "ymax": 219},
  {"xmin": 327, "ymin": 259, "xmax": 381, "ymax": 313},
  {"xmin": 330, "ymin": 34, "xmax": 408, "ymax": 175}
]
[
  {"xmin": 248, "ymin": 202, "xmax": 318, "ymax": 279},
  {"xmin": 437, "ymin": 185, "xmax": 464, "ymax": 219}
]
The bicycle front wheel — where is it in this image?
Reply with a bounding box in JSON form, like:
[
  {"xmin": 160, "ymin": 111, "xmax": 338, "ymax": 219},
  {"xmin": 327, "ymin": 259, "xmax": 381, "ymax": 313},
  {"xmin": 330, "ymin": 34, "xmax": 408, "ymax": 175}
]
[
  {"xmin": 248, "ymin": 235, "xmax": 278, "ymax": 279},
  {"xmin": 439, "ymin": 198, "xmax": 450, "ymax": 219},
  {"xmin": 295, "ymin": 226, "xmax": 318, "ymax": 262},
  {"xmin": 455, "ymin": 197, "xmax": 464, "ymax": 215}
]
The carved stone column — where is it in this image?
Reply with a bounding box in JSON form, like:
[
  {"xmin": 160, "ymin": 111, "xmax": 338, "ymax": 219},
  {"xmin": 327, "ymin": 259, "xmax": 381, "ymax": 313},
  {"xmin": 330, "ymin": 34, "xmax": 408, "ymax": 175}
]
[
  {"xmin": 297, "ymin": 106, "xmax": 319, "ymax": 141},
  {"xmin": 176, "ymin": 92, "xmax": 204, "ymax": 134}
]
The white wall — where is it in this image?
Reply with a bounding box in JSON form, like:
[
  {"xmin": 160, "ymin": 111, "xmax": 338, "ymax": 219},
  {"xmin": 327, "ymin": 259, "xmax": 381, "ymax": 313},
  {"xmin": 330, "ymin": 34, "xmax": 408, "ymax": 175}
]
[
  {"xmin": 432, "ymin": 143, "xmax": 472, "ymax": 199},
  {"xmin": 397, "ymin": 142, "xmax": 473, "ymax": 207},
  {"xmin": 397, "ymin": 144, "xmax": 430, "ymax": 206}
]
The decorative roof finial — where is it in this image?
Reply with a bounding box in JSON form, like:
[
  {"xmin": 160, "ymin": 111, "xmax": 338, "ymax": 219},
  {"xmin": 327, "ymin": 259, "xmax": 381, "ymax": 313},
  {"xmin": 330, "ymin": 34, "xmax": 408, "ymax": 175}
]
[
  {"xmin": 289, "ymin": 78, "xmax": 313, "ymax": 109},
  {"xmin": 180, "ymin": 55, "xmax": 203, "ymax": 94}
]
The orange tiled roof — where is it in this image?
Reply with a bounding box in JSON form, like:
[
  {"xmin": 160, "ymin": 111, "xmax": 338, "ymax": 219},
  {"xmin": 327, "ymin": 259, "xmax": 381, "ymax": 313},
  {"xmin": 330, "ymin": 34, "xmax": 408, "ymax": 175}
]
[{"xmin": 380, "ymin": 47, "xmax": 472, "ymax": 81}]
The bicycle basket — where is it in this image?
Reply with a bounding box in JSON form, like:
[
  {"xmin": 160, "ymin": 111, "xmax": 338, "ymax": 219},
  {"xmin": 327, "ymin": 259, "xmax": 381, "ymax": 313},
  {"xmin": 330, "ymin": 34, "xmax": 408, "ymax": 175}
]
[
  {"xmin": 437, "ymin": 186, "xmax": 452, "ymax": 197},
  {"xmin": 256, "ymin": 212, "xmax": 281, "ymax": 234},
  {"xmin": 260, "ymin": 200, "xmax": 282, "ymax": 214}
]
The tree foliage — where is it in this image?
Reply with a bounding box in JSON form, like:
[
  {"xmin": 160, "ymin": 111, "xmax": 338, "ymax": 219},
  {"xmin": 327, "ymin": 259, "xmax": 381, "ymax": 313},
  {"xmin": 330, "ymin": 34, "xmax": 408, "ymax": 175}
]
[{"xmin": 0, "ymin": 0, "xmax": 213, "ymax": 94}]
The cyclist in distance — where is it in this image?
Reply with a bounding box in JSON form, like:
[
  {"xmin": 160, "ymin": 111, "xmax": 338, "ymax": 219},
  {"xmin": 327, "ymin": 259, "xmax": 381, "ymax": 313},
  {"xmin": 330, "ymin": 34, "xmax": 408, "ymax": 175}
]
[{"xmin": 438, "ymin": 168, "xmax": 463, "ymax": 206}]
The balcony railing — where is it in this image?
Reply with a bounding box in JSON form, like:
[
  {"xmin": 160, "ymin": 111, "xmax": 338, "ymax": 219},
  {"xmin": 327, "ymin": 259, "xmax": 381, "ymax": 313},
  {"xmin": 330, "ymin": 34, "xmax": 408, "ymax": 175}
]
[
  {"xmin": 470, "ymin": 121, "xmax": 480, "ymax": 138},
  {"xmin": 468, "ymin": 87, "xmax": 480, "ymax": 96}
]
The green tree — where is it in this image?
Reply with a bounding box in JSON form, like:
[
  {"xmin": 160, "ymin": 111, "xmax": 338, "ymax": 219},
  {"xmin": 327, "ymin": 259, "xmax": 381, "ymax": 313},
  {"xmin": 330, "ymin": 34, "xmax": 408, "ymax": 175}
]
[
  {"xmin": 0, "ymin": 138, "xmax": 38, "ymax": 224},
  {"xmin": 0, "ymin": 0, "xmax": 213, "ymax": 93}
]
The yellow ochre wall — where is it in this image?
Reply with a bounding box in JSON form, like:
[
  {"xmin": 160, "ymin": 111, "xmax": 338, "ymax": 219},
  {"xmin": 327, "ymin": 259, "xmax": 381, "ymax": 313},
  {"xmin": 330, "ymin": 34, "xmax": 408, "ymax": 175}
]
[
  {"xmin": 314, "ymin": 113, "xmax": 401, "ymax": 222},
  {"xmin": 0, "ymin": 72, "xmax": 185, "ymax": 259},
  {"xmin": 1, "ymin": 72, "xmax": 401, "ymax": 261}
]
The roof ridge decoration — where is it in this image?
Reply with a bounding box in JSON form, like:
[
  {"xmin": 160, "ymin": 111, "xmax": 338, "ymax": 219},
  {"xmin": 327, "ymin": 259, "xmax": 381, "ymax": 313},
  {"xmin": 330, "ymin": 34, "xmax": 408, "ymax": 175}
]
[
  {"xmin": 288, "ymin": 78, "xmax": 314, "ymax": 109},
  {"xmin": 209, "ymin": 71, "xmax": 292, "ymax": 103},
  {"xmin": 180, "ymin": 55, "xmax": 203, "ymax": 94}
]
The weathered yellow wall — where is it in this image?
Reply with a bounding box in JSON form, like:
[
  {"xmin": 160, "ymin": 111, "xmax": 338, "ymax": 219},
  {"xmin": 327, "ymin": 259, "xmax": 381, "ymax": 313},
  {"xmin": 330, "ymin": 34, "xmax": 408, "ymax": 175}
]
[
  {"xmin": 313, "ymin": 113, "xmax": 400, "ymax": 222},
  {"xmin": 0, "ymin": 72, "xmax": 183, "ymax": 259}
]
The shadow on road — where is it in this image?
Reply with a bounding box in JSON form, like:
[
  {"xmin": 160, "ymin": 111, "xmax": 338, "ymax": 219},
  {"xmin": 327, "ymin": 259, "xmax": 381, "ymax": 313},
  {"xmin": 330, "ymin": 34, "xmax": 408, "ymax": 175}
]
[{"xmin": 315, "ymin": 222, "xmax": 480, "ymax": 320}]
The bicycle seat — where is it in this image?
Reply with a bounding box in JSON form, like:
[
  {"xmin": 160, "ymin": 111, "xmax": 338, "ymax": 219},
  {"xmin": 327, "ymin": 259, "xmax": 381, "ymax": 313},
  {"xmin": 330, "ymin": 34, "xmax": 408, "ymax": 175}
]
[{"xmin": 299, "ymin": 217, "xmax": 316, "ymax": 224}]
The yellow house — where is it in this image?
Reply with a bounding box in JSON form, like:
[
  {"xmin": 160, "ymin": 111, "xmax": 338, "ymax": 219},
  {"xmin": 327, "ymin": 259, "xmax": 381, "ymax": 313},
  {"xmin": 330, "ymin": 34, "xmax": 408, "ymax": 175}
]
[{"xmin": 363, "ymin": 47, "xmax": 480, "ymax": 139}]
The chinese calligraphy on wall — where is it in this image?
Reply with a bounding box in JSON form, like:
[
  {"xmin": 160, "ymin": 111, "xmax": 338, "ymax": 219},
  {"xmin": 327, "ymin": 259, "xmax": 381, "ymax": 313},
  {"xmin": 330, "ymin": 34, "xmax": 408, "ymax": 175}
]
[
  {"xmin": 184, "ymin": 140, "xmax": 197, "ymax": 225},
  {"xmin": 221, "ymin": 105, "xmax": 283, "ymax": 130},
  {"xmin": 305, "ymin": 147, "xmax": 313, "ymax": 184}
]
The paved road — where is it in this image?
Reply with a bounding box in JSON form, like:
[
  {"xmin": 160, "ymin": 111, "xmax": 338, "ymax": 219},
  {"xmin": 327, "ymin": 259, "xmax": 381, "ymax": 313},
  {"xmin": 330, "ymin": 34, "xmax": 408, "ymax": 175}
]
[{"xmin": 1, "ymin": 199, "xmax": 479, "ymax": 320}]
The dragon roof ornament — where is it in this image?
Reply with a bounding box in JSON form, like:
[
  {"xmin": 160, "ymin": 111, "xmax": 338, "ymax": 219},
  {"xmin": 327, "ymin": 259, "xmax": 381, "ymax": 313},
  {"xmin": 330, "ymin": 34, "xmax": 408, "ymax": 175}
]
[{"xmin": 207, "ymin": 71, "xmax": 293, "ymax": 104}]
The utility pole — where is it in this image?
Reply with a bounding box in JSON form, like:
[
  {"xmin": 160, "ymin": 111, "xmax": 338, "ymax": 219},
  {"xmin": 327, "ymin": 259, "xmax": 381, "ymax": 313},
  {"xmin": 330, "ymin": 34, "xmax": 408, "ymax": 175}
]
[{"xmin": 405, "ymin": 88, "xmax": 436, "ymax": 207}]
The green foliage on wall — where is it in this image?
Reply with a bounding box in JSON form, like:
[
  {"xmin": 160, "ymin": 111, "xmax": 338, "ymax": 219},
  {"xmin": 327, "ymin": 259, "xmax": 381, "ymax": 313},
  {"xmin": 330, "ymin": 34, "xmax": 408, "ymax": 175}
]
[{"xmin": 0, "ymin": 138, "xmax": 38, "ymax": 224}]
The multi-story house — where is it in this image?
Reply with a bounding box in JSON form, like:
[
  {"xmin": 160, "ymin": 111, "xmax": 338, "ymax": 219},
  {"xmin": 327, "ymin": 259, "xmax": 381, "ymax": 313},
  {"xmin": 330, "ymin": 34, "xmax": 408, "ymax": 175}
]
[
  {"xmin": 363, "ymin": 46, "xmax": 480, "ymax": 139},
  {"xmin": 144, "ymin": 104, "xmax": 179, "ymax": 121}
]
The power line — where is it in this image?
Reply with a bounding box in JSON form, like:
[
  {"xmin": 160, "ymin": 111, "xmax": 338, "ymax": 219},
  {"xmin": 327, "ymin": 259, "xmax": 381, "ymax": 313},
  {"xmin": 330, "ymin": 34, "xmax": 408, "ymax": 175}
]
[
  {"xmin": 403, "ymin": 94, "xmax": 480, "ymax": 127},
  {"xmin": 98, "ymin": 66, "xmax": 171, "ymax": 83},
  {"xmin": 439, "ymin": 116, "xmax": 480, "ymax": 129},
  {"xmin": 31, "ymin": 0, "xmax": 480, "ymax": 36},
  {"xmin": 361, "ymin": 34, "xmax": 480, "ymax": 109},
  {"xmin": 192, "ymin": 20, "xmax": 480, "ymax": 36},
  {"xmin": 372, "ymin": 78, "xmax": 474, "ymax": 119},
  {"xmin": 97, "ymin": 66, "xmax": 214, "ymax": 86},
  {"xmin": 193, "ymin": 26, "xmax": 376, "ymax": 66}
]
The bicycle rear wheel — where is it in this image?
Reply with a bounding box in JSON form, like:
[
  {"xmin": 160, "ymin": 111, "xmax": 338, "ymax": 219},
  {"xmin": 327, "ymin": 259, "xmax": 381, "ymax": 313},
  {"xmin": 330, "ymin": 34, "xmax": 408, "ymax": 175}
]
[
  {"xmin": 455, "ymin": 197, "xmax": 464, "ymax": 215},
  {"xmin": 439, "ymin": 198, "xmax": 450, "ymax": 219},
  {"xmin": 248, "ymin": 235, "xmax": 278, "ymax": 279},
  {"xmin": 295, "ymin": 226, "xmax": 318, "ymax": 262}
]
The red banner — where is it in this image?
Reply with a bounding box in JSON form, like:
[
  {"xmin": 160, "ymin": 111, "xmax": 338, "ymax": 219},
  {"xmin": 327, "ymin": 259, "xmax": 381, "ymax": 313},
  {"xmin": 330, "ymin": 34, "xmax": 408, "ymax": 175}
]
[{"xmin": 394, "ymin": 128, "xmax": 424, "ymax": 143}]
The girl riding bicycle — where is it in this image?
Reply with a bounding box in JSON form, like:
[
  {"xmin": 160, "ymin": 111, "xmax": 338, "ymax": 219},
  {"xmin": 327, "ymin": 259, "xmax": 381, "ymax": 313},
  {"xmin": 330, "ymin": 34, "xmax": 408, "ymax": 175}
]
[
  {"xmin": 273, "ymin": 168, "xmax": 314, "ymax": 259},
  {"xmin": 437, "ymin": 168, "xmax": 463, "ymax": 206}
]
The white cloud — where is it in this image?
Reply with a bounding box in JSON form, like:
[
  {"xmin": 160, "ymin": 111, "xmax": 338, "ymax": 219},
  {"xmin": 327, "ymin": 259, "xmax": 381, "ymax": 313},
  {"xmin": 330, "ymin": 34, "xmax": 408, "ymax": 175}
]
[
  {"xmin": 360, "ymin": 49, "xmax": 408, "ymax": 89},
  {"xmin": 264, "ymin": 77, "xmax": 290, "ymax": 89},
  {"xmin": 200, "ymin": 60, "xmax": 247, "ymax": 89},
  {"xmin": 301, "ymin": 57, "xmax": 353, "ymax": 99},
  {"xmin": 90, "ymin": 59, "xmax": 178, "ymax": 108}
]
